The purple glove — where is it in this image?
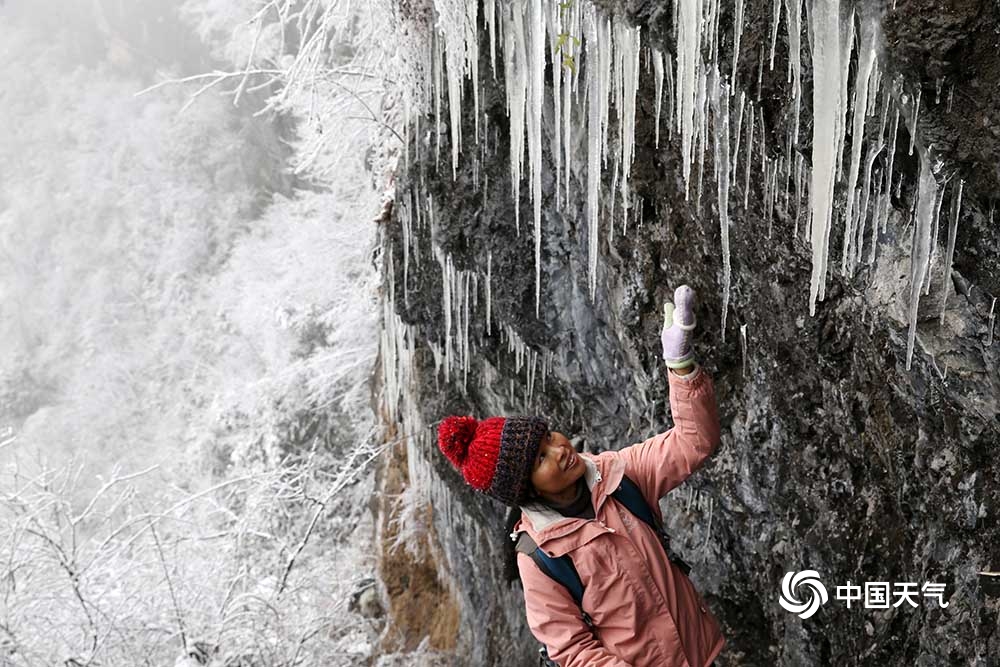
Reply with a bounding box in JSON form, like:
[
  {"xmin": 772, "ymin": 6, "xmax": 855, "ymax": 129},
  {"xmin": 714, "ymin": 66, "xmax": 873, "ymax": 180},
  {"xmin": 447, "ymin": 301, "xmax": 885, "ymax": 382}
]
[{"xmin": 661, "ymin": 285, "xmax": 697, "ymax": 369}]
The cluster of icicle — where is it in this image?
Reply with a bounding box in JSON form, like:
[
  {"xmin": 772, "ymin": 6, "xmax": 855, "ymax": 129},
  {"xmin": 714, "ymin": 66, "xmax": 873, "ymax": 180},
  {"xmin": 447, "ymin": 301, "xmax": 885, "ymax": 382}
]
[{"xmin": 407, "ymin": 0, "xmax": 967, "ymax": 368}]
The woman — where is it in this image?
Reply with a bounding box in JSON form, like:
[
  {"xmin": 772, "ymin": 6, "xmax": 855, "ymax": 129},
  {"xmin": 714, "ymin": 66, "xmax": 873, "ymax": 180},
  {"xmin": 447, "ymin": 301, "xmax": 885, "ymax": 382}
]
[{"xmin": 437, "ymin": 285, "xmax": 724, "ymax": 667}]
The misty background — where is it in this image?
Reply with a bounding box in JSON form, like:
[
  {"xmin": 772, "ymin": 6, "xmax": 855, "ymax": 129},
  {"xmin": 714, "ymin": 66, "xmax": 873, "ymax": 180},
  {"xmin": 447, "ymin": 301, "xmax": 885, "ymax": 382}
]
[{"xmin": 0, "ymin": 0, "xmax": 408, "ymax": 664}]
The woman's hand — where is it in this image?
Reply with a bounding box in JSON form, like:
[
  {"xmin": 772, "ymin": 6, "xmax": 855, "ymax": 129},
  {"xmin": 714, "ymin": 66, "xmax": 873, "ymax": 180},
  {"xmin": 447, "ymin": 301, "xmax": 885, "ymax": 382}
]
[{"xmin": 661, "ymin": 285, "xmax": 696, "ymax": 369}]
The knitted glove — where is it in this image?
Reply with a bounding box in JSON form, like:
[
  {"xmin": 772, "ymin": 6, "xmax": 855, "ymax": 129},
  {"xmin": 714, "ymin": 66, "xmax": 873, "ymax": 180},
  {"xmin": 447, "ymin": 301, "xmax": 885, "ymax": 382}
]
[{"xmin": 661, "ymin": 284, "xmax": 697, "ymax": 369}]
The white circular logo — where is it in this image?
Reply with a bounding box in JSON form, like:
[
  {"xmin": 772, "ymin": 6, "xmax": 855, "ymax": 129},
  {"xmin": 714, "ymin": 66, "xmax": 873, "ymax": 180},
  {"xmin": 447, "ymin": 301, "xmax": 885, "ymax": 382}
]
[{"xmin": 779, "ymin": 570, "xmax": 828, "ymax": 619}]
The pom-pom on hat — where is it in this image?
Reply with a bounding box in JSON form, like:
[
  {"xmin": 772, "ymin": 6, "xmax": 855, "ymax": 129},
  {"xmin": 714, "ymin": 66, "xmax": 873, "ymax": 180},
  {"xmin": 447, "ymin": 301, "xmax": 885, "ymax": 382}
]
[{"xmin": 437, "ymin": 414, "xmax": 548, "ymax": 507}]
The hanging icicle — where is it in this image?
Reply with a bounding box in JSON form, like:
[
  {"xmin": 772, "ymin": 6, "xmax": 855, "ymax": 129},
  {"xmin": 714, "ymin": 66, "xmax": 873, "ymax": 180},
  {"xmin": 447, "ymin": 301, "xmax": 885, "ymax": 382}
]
[
  {"xmin": 906, "ymin": 152, "xmax": 939, "ymax": 370},
  {"xmin": 676, "ymin": 0, "xmax": 704, "ymax": 192},
  {"xmin": 938, "ymin": 180, "xmax": 963, "ymax": 325},
  {"xmin": 808, "ymin": 0, "xmax": 844, "ymax": 316},
  {"xmin": 841, "ymin": 8, "xmax": 879, "ymax": 276},
  {"xmin": 709, "ymin": 67, "xmax": 732, "ymax": 342}
]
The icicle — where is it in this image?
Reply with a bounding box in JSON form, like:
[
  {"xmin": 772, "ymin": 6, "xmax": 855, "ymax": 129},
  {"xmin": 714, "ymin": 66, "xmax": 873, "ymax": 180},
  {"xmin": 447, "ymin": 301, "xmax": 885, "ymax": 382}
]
[
  {"xmin": 666, "ymin": 53, "xmax": 675, "ymax": 141},
  {"xmin": 616, "ymin": 19, "xmax": 641, "ymax": 211},
  {"xmin": 808, "ymin": 0, "xmax": 843, "ymax": 316},
  {"xmin": 486, "ymin": 0, "xmax": 497, "ymax": 77},
  {"xmin": 794, "ymin": 151, "xmax": 805, "ymax": 238},
  {"xmin": 710, "ymin": 68, "xmax": 732, "ymax": 342},
  {"xmin": 563, "ymin": 2, "xmax": 578, "ymax": 207},
  {"xmin": 908, "ymin": 87, "xmax": 922, "ymax": 156},
  {"xmin": 598, "ymin": 15, "xmax": 613, "ymax": 167},
  {"xmin": 548, "ymin": 1, "xmax": 562, "ymax": 211},
  {"xmin": 833, "ymin": 8, "xmax": 855, "ymax": 185},
  {"xmin": 756, "ymin": 49, "xmax": 764, "ymax": 101},
  {"xmin": 503, "ymin": 4, "xmax": 527, "ymax": 236},
  {"xmin": 769, "ymin": 0, "xmax": 782, "ymax": 71},
  {"xmin": 923, "ymin": 179, "xmax": 946, "ymax": 296},
  {"xmin": 785, "ymin": 0, "xmax": 803, "ymax": 146},
  {"xmin": 676, "ymin": 0, "xmax": 704, "ymax": 191},
  {"xmin": 988, "ymin": 297, "xmax": 997, "ymax": 347},
  {"xmin": 906, "ymin": 152, "xmax": 938, "ymax": 370},
  {"xmin": 740, "ymin": 323, "xmax": 748, "ymax": 377},
  {"xmin": 527, "ymin": 0, "xmax": 545, "ymax": 316},
  {"xmin": 766, "ymin": 159, "xmax": 779, "ymax": 238},
  {"xmin": 654, "ymin": 48, "xmax": 665, "ymax": 148},
  {"xmin": 434, "ymin": 34, "xmax": 443, "ymax": 172},
  {"xmin": 744, "ymin": 101, "xmax": 755, "ymax": 208},
  {"xmin": 610, "ymin": 155, "xmax": 619, "ymax": 242},
  {"xmin": 486, "ymin": 250, "xmax": 493, "ymax": 335},
  {"xmin": 840, "ymin": 8, "xmax": 879, "ymax": 276},
  {"xmin": 585, "ymin": 6, "xmax": 607, "ymax": 300},
  {"xmin": 695, "ymin": 69, "xmax": 708, "ymax": 211},
  {"xmin": 732, "ymin": 0, "xmax": 746, "ymax": 89},
  {"xmin": 709, "ymin": 0, "xmax": 722, "ymax": 63},
  {"xmin": 732, "ymin": 92, "xmax": 746, "ymax": 188},
  {"xmin": 759, "ymin": 106, "xmax": 767, "ymax": 197},
  {"xmin": 853, "ymin": 140, "xmax": 884, "ymax": 271},
  {"xmin": 938, "ymin": 180, "xmax": 963, "ymax": 325},
  {"xmin": 875, "ymin": 106, "xmax": 900, "ymax": 252}
]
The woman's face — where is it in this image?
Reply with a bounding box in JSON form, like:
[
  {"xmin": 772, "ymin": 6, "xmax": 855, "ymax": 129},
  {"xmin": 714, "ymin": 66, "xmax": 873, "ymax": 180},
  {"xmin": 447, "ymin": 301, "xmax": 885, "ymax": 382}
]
[{"xmin": 529, "ymin": 429, "xmax": 585, "ymax": 499}]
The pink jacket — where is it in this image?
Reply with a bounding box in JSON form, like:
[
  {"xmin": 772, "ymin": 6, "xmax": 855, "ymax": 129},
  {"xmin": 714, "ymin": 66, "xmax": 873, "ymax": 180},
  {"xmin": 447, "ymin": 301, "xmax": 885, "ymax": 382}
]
[{"xmin": 512, "ymin": 367, "xmax": 725, "ymax": 667}]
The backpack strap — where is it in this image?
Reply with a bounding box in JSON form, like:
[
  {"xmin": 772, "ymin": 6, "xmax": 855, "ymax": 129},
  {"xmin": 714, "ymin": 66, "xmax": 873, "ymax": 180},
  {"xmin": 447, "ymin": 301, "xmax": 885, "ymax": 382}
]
[
  {"xmin": 611, "ymin": 475, "xmax": 661, "ymax": 532},
  {"xmin": 513, "ymin": 474, "xmax": 691, "ymax": 627},
  {"xmin": 516, "ymin": 532, "xmax": 585, "ymax": 607},
  {"xmin": 612, "ymin": 476, "xmax": 692, "ymax": 576}
]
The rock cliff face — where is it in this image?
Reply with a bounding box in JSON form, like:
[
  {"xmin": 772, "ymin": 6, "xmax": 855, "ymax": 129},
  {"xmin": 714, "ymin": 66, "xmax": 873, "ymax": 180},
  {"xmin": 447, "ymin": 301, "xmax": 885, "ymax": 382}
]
[{"xmin": 374, "ymin": 0, "xmax": 1000, "ymax": 664}]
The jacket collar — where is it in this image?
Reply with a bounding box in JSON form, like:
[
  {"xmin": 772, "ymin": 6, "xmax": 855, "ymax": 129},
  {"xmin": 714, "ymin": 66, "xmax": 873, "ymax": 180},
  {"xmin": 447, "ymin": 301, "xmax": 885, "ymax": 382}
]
[{"xmin": 510, "ymin": 451, "xmax": 625, "ymax": 546}]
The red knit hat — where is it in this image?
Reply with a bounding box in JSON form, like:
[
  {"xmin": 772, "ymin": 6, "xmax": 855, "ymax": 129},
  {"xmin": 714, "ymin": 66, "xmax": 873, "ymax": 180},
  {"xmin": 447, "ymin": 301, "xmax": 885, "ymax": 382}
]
[{"xmin": 437, "ymin": 415, "xmax": 548, "ymax": 506}]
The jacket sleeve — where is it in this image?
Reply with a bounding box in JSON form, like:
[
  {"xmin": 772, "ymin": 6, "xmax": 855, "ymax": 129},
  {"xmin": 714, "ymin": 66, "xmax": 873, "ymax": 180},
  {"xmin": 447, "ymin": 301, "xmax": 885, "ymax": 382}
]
[
  {"xmin": 619, "ymin": 364, "xmax": 721, "ymax": 504},
  {"xmin": 517, "ymin": 552, "xmax": 634, "ymax": 667}
]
